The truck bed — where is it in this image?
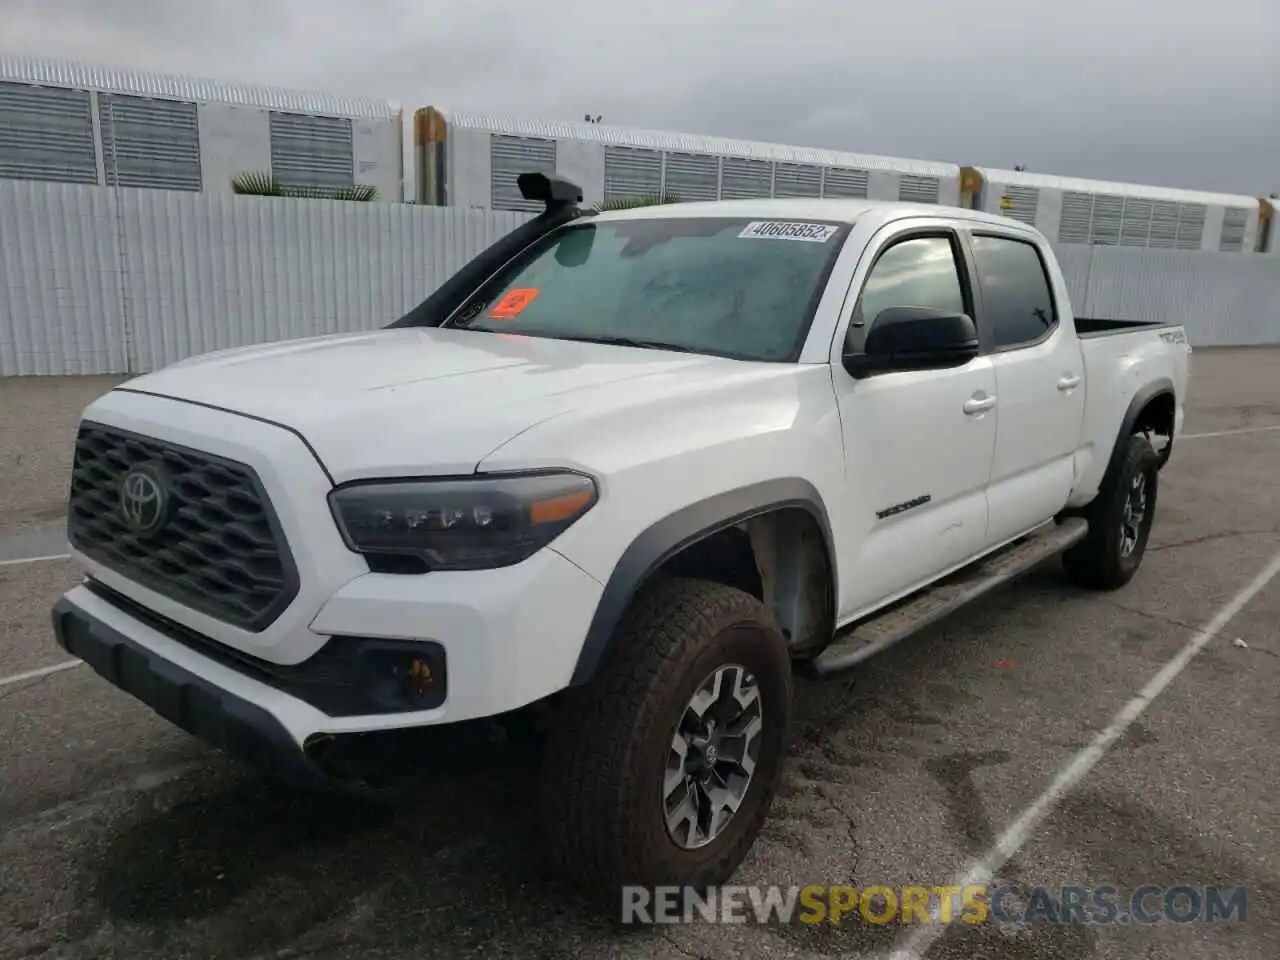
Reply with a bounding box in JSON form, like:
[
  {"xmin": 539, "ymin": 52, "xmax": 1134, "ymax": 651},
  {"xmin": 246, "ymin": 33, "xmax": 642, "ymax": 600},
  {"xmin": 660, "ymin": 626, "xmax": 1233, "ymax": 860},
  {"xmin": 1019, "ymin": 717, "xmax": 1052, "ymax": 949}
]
[
  {"xmin": 1065, "ymin": 316, "xmax": 1190, "ymax": 510},
  {"xmin": 1075, "ymin": 316, "xmax": 1172, "ymax": 338}
]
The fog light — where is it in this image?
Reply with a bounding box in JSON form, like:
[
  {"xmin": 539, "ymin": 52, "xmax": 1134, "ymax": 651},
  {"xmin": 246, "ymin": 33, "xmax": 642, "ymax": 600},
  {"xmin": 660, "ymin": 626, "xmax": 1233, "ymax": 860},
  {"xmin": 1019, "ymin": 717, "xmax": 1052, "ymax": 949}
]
[
  {"xmin": 346, "ymin": 639, "xmax": 448, "ymax": 713},
  {"xmin": 408, "ymin": 658, "xmax": 433, "ymax": 696}
]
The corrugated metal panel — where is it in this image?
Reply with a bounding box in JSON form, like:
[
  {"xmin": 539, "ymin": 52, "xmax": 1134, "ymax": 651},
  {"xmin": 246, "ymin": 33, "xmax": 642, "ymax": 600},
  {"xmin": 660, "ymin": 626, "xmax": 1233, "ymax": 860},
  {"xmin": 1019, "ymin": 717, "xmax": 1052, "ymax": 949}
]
[
  {"xmin": 0, "ymin": 178, "xmax": 528, "ymax": 375},
  {"xmin": 1058, "ymin": 192, "xmax": 1093, "ymax": 245},
  {"xmin": 823, "ymin": 167, "xmax": 869, "ymax": 199},
  {"xmin": 269, "ymin": 112, "xmax": 354, "ymax": 190},
  {"xmin": 439, "ymin": 107, "xmax": 960, "ymax": 177},
  {"xmin": 1050, "ymin": 244, "xmax": 1093, "ymax": 301},
  {"xmin": 489, "ymin": 134, "xmax": 555, "ymax": 212},
  {"xmin": 0, "ymin": 55, "xmax": 397, "ymax": 119},
  {"xmin": 100, "ymin": 93, "xmax": 201, "ymax": 192},
  {"xmin": 773, "ymin": 162, "xmax": 821, "ymax": 198},
  {"xmin": 1119, "ymin": 198, "xmax": 1153, "ymax": 247},
  {"xmin": 720, "ymin": 157, "xmax": 772, "ymax": 199},
  {"xmin": 1176, "ymin": 203, "xmax": 1206, "ymax": 250},
  {"xmin": 1219, "ymin": 207, "xmax": 1248, "ymax": 252},
  {"xmin": 1074, "ymin": 246, "xmax": 1280, "ymax": 346},
  {"xmin": 898, "ymin": 175, "xmax": 940, "ymax": 204},
  {"xmin": 1061, "ymin": 192, "xmax": 1207, "ymax": 251},
  {"xmin": 1000, "ymin": 186, "xmax": 1039, "ymax": 225},
  {"xmin": 603, "ymin": 146, "xmax": 662, "ymax": 201},
  {"xmin": 970, "ymin": 165, "xmax": 1257, "ymax": 209},
  {"xmin": 663, "ymin": 152, "xmax": 719, "ymax": 202},
  {"xmin": 0, "ymin": 180, "xmax": 128, "ymax": 374},
  {"xmin": 0, "ymin": 81, "xmax": 97, "ymax": 184},
  {"xmin": 1089, "ymin": 194, "xmax": 1124, "ymax": 245},
  {"xmin": 1148, "ymin": 200, "xmax": 1179, "ymax": 249},
  {"xmin": 3, "ymin": 180, "xmax": 1278, "ymax": 377}
]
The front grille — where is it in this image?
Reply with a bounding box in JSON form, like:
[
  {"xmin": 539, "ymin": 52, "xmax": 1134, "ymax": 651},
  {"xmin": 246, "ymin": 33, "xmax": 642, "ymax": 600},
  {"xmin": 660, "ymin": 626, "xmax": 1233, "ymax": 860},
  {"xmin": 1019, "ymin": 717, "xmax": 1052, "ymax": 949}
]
[{"xmin": 68, "ymin": 421, "xmax": 299, "ymax": 632}]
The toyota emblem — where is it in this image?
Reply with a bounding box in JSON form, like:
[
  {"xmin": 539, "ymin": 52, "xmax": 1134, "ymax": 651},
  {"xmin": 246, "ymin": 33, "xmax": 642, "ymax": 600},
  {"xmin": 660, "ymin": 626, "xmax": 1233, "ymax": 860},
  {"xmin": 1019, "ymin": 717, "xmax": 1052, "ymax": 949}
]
[{"xmin": 119, "ymin": 466, "xmax": 169, "ymax": 536}]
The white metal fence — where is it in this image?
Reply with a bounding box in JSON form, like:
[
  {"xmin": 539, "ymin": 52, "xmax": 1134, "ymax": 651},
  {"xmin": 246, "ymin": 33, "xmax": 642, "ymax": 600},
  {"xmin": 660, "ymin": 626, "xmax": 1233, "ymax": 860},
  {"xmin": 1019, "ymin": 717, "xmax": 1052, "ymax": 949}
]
[
  {"xmin": 2, "ymin": 180, "xmax": 1278, "ymax": 376},
  {"xmin": 0, "ymin": 180, "xmax": 527, "ymax": 375}
]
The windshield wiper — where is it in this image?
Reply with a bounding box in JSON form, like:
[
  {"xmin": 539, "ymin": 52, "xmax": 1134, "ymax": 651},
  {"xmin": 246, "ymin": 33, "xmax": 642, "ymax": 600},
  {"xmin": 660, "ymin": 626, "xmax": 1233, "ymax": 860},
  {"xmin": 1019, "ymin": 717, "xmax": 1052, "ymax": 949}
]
[{"xmin": 550, "ymin": 333, "xmax": 700, "ymax": 354}]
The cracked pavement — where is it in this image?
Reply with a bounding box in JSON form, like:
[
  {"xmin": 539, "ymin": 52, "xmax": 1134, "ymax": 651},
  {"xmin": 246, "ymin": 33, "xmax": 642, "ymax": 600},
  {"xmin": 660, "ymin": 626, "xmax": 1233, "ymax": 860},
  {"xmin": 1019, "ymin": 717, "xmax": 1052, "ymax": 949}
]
[{"xmin": 1, "ymin": 347, "xmax": 1278, "ymax": 959}]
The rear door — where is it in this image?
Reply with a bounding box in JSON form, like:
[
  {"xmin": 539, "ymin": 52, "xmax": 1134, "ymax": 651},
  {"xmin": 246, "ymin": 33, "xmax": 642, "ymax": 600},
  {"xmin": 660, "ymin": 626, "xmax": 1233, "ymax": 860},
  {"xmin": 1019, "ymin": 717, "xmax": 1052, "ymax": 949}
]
[
  {"xmin": 828, "ymin": 224, "xmax": 998, "ymax": 620},
  {"xmin": 967, "ymin": 230, "xmax": 1086, "ymax": 545}
]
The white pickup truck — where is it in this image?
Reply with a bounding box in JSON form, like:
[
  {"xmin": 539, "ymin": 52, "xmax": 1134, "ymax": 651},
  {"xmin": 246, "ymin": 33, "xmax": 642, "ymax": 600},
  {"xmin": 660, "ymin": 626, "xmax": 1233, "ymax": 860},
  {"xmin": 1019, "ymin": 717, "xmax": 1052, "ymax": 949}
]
[{"xmin": 53, "ymin": 173, "xmax": 1190, "ymax": 904}]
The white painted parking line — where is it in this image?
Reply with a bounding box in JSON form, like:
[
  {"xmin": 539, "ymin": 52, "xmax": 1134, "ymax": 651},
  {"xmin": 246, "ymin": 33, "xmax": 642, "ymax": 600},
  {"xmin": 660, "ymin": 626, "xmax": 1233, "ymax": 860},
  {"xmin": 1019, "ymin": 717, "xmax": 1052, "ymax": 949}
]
[
  {"xmin": 0, "ymin": 660, "xmax": 82, "ymax": 688},
  {"xmin": 0, "ymin": 524, "xmax": 70, "ymax": 565},
  {"xmin": 1181, "ymin": 424, "xmax": 1280, "ymax": 440},
  {"xmin": 0, "ymin": 552, "xmax": 72, "ymax": 568},
  {"xmin": 886, "ymin": 544, "xmax": 1280, "ymax": 960}
]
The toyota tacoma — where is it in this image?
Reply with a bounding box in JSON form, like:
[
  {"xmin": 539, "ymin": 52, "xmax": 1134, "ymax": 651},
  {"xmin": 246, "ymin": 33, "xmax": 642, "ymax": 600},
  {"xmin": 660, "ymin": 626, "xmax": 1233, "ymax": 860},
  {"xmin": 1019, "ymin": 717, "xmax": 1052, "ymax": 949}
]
[{"xmin": 52, "ymin": 173, "xmax": 1191, "ymax": 902}]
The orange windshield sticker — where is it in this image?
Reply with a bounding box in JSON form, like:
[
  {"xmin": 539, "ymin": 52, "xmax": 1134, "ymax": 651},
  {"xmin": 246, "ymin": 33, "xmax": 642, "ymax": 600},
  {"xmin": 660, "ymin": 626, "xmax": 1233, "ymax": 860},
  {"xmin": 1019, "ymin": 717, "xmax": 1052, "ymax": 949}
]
[{"xmin": 489, "ymin": 287, "xmax": 540, "ymax": 320}]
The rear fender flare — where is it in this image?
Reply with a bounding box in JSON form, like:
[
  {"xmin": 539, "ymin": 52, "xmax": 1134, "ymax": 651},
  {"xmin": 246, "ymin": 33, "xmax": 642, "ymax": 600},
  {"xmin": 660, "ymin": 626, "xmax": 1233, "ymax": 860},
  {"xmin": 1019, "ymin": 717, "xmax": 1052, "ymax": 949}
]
[{"xmin": 1096, "ymin": 378, "xmax": 1175, "ymax": 498}]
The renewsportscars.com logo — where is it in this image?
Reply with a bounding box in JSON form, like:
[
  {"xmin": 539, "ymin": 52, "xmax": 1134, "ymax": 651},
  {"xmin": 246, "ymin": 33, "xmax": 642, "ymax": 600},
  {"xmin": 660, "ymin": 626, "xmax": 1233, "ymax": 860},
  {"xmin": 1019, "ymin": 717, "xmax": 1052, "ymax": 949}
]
[{"xmin": 621, "ymin": 884, "xmax": 1249, "ymax": 926}]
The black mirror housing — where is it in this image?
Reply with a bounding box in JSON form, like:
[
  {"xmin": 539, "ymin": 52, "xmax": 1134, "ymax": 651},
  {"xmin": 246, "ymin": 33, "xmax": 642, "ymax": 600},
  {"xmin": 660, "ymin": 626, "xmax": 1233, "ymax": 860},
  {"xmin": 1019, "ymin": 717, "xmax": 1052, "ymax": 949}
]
[{"xmin": 843, "ymin": 306, "xmax": 979, "ymax": 378}]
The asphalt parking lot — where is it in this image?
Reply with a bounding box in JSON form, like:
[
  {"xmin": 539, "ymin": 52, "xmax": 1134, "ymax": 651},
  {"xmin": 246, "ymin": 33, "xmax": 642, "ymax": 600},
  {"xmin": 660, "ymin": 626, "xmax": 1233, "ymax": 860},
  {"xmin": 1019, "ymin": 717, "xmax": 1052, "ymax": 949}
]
[{"xmin": 1, "ymin": 348, "xmax": 1277, "ymax": 960}]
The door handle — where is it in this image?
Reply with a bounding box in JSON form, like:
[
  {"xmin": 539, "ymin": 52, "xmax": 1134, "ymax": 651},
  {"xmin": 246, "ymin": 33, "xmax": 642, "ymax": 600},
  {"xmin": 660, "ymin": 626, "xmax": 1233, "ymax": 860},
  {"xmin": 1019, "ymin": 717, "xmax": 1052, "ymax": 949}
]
[
  {"xmin": 963, "ymin": 393, "xmax": 997, "ymax": 415},
  {"xmin": 1057, "ymin": 374, "xmax": 1081, "ymax": 391}
]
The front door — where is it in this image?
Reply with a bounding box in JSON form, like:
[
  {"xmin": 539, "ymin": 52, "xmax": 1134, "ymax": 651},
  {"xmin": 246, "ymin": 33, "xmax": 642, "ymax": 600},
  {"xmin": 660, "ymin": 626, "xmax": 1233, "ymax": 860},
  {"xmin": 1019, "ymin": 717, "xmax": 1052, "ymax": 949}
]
[{"xmin": 830, "ymin": 228, "xmax": 998, "ymax": 621}]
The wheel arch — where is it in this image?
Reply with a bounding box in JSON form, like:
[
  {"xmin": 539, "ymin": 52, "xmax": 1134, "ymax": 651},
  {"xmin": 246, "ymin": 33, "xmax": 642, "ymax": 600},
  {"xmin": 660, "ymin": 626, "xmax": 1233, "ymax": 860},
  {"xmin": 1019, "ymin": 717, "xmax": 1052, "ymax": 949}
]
[
  {"xmin": 568, "ymin": 479, "xmax": 838, "ymax": 685},
  {"xmin": 1105, "ymin": 378, "xmax": 1176, "ymax": 486}
]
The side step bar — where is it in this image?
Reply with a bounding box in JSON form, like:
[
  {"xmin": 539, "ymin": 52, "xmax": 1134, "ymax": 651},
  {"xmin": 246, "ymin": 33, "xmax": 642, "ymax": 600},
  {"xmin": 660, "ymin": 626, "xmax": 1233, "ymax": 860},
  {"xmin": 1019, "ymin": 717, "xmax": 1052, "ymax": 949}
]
[{"xmin": 800, "ymin": 518, "xmax": 1089, "ymax": 680}]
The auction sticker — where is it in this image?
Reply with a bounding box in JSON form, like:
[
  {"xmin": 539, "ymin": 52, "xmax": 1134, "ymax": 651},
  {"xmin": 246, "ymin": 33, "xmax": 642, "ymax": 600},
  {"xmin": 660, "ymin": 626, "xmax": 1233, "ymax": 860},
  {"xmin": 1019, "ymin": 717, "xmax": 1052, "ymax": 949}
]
[
  {"xmin": 489, "ymin": 287, "xmax": 540, "ymax": 319},
  {"xmin": 738, "ymin": 220, "xmax": 838, "ymax": 242}
]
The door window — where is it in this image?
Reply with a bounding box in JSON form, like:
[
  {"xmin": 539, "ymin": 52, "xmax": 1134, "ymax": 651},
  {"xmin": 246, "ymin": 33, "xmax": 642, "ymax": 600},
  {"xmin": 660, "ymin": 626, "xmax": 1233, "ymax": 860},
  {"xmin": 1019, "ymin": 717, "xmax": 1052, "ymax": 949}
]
[
  {"xmin": 855, "ymin": 235, "xmax": 967, "ymax": 329},
  {"xmin": 970, "ymin": 235, "xmax": 1058, "ymax": 349}
]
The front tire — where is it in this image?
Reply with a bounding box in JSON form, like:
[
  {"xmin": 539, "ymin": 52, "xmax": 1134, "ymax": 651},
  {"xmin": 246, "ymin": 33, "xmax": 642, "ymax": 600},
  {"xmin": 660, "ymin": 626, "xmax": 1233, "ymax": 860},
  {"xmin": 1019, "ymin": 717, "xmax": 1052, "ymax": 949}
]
[
  {"xmin": 1063, "ymin": 434, "xmax": 1159, "ymax": 590},
  {"xmin": 540, "ymin": 577, "xmax": 792, "ymax": 907}
]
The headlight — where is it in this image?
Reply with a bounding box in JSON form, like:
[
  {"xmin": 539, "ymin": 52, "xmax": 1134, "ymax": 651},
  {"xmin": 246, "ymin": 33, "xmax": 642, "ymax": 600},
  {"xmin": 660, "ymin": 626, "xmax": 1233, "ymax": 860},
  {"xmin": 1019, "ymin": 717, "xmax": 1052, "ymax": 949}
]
[{"xmin": 328, "ymin": 471, "xmax": 597, "ymax": 571}]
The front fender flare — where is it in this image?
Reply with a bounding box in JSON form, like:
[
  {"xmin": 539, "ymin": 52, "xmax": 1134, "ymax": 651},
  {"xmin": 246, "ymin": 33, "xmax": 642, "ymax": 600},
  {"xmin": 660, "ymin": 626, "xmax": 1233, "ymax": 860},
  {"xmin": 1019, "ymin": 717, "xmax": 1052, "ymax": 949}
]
[{"xmin": 567, "ymin": 478, "xmax": 836, "ymax": 686}]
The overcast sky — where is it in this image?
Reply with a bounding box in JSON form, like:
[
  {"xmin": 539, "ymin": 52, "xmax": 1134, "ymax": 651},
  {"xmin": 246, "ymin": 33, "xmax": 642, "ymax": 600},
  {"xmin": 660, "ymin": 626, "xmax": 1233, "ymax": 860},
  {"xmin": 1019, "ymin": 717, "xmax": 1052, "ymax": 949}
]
[{"xmin": 6, "ymin": 0, "xmax": 1278, "ymax": 195}]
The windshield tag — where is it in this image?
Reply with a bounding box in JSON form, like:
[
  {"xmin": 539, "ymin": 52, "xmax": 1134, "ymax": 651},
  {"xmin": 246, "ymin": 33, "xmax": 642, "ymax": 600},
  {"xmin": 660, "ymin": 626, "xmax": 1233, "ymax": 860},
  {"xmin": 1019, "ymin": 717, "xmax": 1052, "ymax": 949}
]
[
  {"xmin": 489, "ymin": 287, "xmax": 540, "ymax": 320},
  {"xmin": 738, "ymin": 221, "xmax": 838, "ymax": 243}
]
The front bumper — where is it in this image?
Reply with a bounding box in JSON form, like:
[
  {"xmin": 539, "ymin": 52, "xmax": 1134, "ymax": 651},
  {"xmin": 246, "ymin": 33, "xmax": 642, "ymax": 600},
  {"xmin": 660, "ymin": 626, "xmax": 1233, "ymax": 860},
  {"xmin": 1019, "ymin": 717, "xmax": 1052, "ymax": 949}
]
[
  {"xmin": 52, "ymin": 593, "xmax": 316, "ymax": 779},
  {"xmin": 52, "ymin": 542, "xmax": 604, "ymax": 766}
]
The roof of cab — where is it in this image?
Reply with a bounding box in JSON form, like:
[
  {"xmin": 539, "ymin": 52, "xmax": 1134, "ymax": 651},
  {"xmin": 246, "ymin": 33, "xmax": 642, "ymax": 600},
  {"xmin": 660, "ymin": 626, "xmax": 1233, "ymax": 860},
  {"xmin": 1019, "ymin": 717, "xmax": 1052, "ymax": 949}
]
[{"xmin": 586, "ymin": 197, "xmax": 1033, "ymax": 232}]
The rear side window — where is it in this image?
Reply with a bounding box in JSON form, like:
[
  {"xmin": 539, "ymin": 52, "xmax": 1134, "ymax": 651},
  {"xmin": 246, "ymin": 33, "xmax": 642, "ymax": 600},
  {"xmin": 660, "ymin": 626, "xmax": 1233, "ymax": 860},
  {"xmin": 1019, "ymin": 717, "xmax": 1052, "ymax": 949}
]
[{"xmin": 970, "ymin": 235, "xmax": 1057, "ymax": 348}]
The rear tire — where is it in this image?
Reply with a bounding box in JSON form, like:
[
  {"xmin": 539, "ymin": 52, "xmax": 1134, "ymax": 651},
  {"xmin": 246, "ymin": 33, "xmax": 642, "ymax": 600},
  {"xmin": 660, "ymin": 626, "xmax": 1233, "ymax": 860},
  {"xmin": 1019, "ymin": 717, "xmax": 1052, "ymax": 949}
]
[
  {"xmin": 540, "ymin": 577, "xmax": 791, "ymax": 909},
  {"xmin": 1063, "ymin": 434, "xmax": 1159, "ymax": 590}
]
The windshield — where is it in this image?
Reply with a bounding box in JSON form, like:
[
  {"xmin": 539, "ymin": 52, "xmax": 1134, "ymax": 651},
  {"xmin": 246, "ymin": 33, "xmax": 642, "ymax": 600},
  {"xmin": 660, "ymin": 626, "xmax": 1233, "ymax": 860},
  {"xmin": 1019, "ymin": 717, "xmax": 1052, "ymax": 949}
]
[{"xmin": 443, "ymin": 216, "xmax": 851, "ymax": 361}]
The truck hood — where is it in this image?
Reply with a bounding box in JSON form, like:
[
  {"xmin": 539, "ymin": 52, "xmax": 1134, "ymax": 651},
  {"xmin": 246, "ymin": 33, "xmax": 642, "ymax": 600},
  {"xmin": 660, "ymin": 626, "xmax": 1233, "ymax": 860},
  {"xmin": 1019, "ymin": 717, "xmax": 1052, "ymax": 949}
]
[{"xmin": 120, "ymin": 328, "xmax": 770, "ymax": 481}]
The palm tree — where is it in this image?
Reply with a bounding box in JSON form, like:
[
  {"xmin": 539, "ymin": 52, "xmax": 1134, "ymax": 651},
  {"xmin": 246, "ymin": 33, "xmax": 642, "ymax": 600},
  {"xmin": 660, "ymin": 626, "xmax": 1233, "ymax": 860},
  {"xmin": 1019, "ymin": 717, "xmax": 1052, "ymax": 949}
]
[{"xmin": 231, "ymin": 171, "xmax": 378, "ymax": 202}]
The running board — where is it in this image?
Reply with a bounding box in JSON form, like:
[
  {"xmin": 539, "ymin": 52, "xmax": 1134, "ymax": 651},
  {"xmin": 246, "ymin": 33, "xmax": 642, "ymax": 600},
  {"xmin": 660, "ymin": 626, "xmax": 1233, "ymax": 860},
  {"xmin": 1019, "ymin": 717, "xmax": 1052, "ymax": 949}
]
[{"xmin": 801, "ymin": 518, "xmax": 1089, "ymax": 680}]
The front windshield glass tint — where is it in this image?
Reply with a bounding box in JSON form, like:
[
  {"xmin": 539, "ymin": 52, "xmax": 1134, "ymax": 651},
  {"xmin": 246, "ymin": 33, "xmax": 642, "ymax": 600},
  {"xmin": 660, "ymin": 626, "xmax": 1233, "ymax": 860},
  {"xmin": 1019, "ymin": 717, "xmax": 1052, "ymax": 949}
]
[{"xmin": 446, "ymin": 216, "xmax": 851, "ymax": 361}]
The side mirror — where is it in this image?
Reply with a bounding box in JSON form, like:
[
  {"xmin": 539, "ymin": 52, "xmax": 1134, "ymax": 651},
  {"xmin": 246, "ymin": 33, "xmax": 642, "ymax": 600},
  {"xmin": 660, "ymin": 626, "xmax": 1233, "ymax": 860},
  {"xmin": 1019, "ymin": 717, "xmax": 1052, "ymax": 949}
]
[{"xmin": 843, "ymin": 306, "xmax": 979, "ymax": 378}]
